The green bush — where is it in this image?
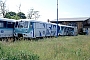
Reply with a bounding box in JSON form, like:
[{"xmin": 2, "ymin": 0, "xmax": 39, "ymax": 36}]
[{"xmin": 0, "ymin": 44, "xmax": 39, "ymax": 60}]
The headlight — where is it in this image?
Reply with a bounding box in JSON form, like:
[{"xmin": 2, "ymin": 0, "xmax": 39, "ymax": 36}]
[
  {"xmin": 23, "ymin": 34, "xmax": 27, "ymax": 36},
  {"xmin": 25, "ymin": 29, "xmax": 28, "ymax": 33},
  {"xmin": 14, "ymin": 30, "xmax": 15, "ymax": 32},
  {"xmin": 14, "ymin": 33, "xmax": 16, "ymax": 36}
]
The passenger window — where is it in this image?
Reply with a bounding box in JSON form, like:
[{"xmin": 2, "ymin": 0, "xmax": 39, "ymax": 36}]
[
  {"xmin": 0, "ymin": 22, "xmax": 3, "ymax": 28},
  {"xmin": 7, "ymin": 22, "xmax": 14, "ymax": 28}
]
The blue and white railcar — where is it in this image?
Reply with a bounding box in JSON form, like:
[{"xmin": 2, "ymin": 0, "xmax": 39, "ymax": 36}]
[
  {"xmin": 0, "ymin": 18, "xmax": 15, "ymax": 38},
  {"xmin": 58, "ymin": 24, "xmax": 77, "ymax": 36},
  {"xmin": 14, "ymin": 19, "xmax": 57, "ymax": 38}
]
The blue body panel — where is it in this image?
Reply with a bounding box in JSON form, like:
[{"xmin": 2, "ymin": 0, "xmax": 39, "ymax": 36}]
[
  {"xmin": 0, "ymin": 18, "xmax": 15, "ymax": 38},
  {"xmin": 0, "ymin": 27, "xmax": 14, "ymax": 38}
]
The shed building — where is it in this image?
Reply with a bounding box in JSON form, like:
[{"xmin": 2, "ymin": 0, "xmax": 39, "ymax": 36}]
[{"xmin": 50, "ymin": 17, "xmax": 90, "ymax": 35}]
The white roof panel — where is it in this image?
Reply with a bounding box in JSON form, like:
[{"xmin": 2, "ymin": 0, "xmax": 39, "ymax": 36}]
[
  {"xmin": 0, "ymin": 18, "xmax": 16, "ymax": 22},
  {"xmin": 18, "ymin": 19, "xmax": 58, "ymax": 25}
]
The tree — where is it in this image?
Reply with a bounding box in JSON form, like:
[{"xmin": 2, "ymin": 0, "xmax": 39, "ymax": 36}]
[
  {"xmin": 4, "ymin": 11, "xmax": 26, "ymax": 20},
  {"xmin": 14, "ymin": 15, "xmax": 20, "ymax": 20},
  {"xmin": 17, "ymin": 12, "xmax": 26, "ymax": 19},
  {"xmin": 27, "ymin": 8, "xmax": 40, "ymax": 20},
  {"xmin": 4, "ymin": 11, "xmax": 16, "ymax": 19},
  {"xmin": 16, "ymin": 4, "xmax": 26, "ymax": 19},
  {"xmin": 0, "ymin": 0, "xmax": 7, "ymax": 17}
]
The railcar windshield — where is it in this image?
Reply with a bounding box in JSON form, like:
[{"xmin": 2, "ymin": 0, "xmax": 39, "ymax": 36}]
[{"xmin": 15, "ymin": 21, "xmax": 29, "ymax": 28}]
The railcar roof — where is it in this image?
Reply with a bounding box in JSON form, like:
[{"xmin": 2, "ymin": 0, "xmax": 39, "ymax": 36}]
[
  {"xmin": 0, "ymin": 18, "xmax": 16, "ymax": 22},
  {"xmin": 19, "ymin": 19, "xmax": 58, "ymax": 25},
  {"xmin": 19, "ymin": 19, "xmax": 45, "ymax": 23},
  {"xmin": 19, "ymin": 19, "xmax": 35, "ymax": 21}
]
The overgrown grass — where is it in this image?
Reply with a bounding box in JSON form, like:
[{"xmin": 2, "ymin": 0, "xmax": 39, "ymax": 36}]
[{"xmin": 0, "ymin": 35, "xmax": 90, "ymax": 60}]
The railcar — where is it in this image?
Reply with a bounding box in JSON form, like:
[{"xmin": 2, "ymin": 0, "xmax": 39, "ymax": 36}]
[
  {"xmin": 0, "ymin": 18, "xmax": 16, "ymax": 41},
  {"xmin": 14, "ymin": 19, "xmax": 58, "ymax": 38}
]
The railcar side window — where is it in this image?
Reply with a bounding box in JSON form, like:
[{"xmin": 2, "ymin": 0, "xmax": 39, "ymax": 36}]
[
  {"xmin": 15, "ymin": 22, "xmax": 18, "ymax": 28},
  {"xmin": 0, "ymin": 21, "xmax": 6, "ymax": 28},
  {"xmin": 7, "ymin": 22, "xmax": 14, "ymax": 28},
  {"xmin": 0, "ymin": 22, "xmax": 4, "ymax": 28}
]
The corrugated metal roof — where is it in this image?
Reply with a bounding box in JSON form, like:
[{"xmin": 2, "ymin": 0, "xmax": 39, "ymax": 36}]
[{"xmin": 50, "ymin": 17, "xmax": 90, "ymax": 22}]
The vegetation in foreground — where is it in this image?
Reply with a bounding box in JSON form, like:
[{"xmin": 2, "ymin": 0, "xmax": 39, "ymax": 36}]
[{"xmin": 0, "ymin": 35, "xmax": 90, "ymax": 60}]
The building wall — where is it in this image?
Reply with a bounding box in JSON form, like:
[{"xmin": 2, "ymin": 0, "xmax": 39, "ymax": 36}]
[
  {"xmin": 88, "ymin": 28, "xmax": 90, "ymax": 35},
  {"xmin": 77, "ymin": 22, "xmax": 83, "ymax": 33},
  {"xmin": 87, "ymin": 19, "xmax": 90, "ymax": 24}
]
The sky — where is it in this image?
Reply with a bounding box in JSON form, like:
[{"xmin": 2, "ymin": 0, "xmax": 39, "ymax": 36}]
[{"xmin": 2, "ymin": 0, "xmax": 90, "ymax": 22}]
